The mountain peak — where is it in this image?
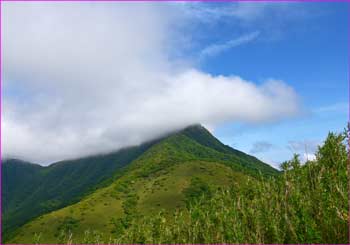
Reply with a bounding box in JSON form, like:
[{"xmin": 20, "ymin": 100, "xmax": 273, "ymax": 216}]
[{"xmin": 179, "ymin": 124, "xmax": 230, "ymax": 154}]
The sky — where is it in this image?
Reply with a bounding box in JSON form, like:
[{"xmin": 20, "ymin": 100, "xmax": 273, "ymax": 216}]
[{"xmin": 2, "ymin": 2, "xmax": 348, "ymax": 168}]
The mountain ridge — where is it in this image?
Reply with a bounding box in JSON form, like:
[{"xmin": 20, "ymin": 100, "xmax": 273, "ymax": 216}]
[
  {"xmin": 3, "ymin": 124, "xmax": 278, "ymax": 242},
  {"xmin": 2, "ymin": 136, "xmax": 161, "ymax": 239}
]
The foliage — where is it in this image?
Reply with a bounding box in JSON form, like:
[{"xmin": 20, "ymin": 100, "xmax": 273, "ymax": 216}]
[
  {"xmin": 49, "ymin": 130, "xmax": 349, "ymax": 244},
  {"xmin": 183, "ymin": 177, "xmax": 212, "ymax": 206},
  {"xmin": 6, "ymin": 125, "xmax": 279, "ymax": 243},
  {"xmin": 46, "ymin": 138, "xmax": 348, "ymax": 244},
  {"xmin": 7, "ymin": 129, "xmax": 348, "ymax": 243},
  {"xmin": 110, "ymin": 131, "xmax": 348, "ymax": 244},
  {"xmin": 2, "ymin": 138, "xmax": 158, "ymax": 239}
]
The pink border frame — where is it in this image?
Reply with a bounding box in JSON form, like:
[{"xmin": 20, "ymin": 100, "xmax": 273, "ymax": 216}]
[
  {"xmin": 0, "ymin": 0, "xmax": 349, "ymax": 2},
  {"xmin": 0, "ymin": 0, "xmax": 349, "ymax": 244}
]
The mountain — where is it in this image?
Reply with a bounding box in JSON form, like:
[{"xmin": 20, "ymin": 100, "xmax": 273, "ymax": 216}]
[
  {"xmin": 2, "ymin": 139, "xmax": 160, "ymax": 239},
  {"xmin": 3, "ymin": 125, "xmax": 278, "ymax": 243}
]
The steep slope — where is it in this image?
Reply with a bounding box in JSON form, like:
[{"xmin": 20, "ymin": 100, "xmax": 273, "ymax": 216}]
[
  {"xmin": 2, "ymin": 160, "xmax": 44, "ymax": 214},
  {"xmin": 2, "ymin": 139, "xmax": 159, "ymax": 239},
  {"xmin": 94, "ymin": 131, "xmax": 348, "ymax": 244},
  {"xmin": 182, "ymin": 125, "xmax": 277, "ymax": 176},
  {"xmin": 7, "ymin": 126, "xmax": 278, "ymax": 243}
]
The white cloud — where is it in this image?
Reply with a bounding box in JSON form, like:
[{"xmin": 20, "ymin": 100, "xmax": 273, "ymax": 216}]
[
  {"xmin": 287, "ymin": 140, "xmax": 319, "ymax": 163},
  {"xmin": 315, "ymin": 102, "xmax": 348, "ymax": 114},
  {"xmin": 303, "ymin": 153, "xmax": 316, "ymax": 163},
  {"xmin": 2, "ymin": 3, "xmax": 301, "ymax": 164},
  {"xmin": 230, "ymin": 2, "xmax": 294, "ymax": 22},
  {"xmin": 180, "ymin": 2, "xmax": 312, "ymax": 24},
  {"xmin": 199, "ymin": 31, "xmax": 260, "ymax": 59}
]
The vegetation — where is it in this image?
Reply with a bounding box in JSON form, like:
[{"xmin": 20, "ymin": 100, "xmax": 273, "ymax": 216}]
[
  {"xmin": 109, "ymin": 130, "xmax": 349, "ymax": 244},
  {"xmin": 6, "ymin": 125, "xmax": 276, "ymax": 243},
  {"xmin": 7, "ymin": 126, "xmax": 347, "ymax": 244},
  {"xmin": 2, "ymin": 139, "xmax": 158, "ymax": 240},
  {"xmin": 4, "ymin": 125, "xmax": 274, "ymax": 241}
]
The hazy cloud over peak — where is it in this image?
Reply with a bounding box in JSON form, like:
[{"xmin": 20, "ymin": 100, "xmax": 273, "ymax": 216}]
[{"xmin": 2, "ymin": 3, "xmax": 301, "ymax": 164}]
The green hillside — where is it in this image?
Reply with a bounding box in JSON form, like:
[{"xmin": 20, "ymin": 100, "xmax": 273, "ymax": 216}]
[
  {"xmin": 114, "ymin": 131, "xmax": 348, "ymax": 244},
  {"xmin": 5, "ymin": 125, "xmax": 278, "ymax": 243},
  {"xmin": 2, "ymin": 138, "xmax": 159, "ymax": 239},
  {"xmin": 2, "ymin": 160, "xmax": 44, "ymax": 214},
  {"xmin": 182, "ymin": 125, "xmax": 276, "ymax": 176},
  {"xmin": 8, "ymin": 129, "xmax": 348, "ymax": 244}
]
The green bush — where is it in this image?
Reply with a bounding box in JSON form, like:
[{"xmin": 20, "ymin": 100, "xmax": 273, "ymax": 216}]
[
  {"xmin": 113, "ymin": 131, "xmax": 348, "ymax": 244},
  {"xmin": 31, "ymin": 129, "xmax": 348, "ymax": 244}
]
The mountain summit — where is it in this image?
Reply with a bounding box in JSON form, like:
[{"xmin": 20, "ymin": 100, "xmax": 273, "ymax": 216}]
[{"xmin": 3, "ymin": 125, "xmax": 278, "ymax": 243}]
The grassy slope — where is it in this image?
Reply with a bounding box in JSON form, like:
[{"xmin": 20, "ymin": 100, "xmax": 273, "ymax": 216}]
[
  {"xmin": 114, "ymin": 132, "xmax": 348, "ymax": 244},
  {"xmin": 182, "ymin": 125, "xmax": 276, "ymax": 176},
  {"xmin": 2, "ymin": 139, "xmax": 157, "ymax": 238},
  {"xmin": 8, "ymin": 131, "xmax": 273, "ymax": 243}
]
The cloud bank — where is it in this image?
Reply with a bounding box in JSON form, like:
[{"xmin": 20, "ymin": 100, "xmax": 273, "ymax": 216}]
[{"xmin": 2, "ymin": 3, "xmax": 301, "ymax": 164}]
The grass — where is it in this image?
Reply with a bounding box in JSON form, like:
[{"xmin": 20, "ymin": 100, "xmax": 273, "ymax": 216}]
[
  {"xmin": 4, "ymin": 125, "xmax": 277, "ymax": 242},
  {"xmin": 2, "ymin": 139, "xmax": 157, "ymax": 239},
  {"xmin": 8, "ymin": 127, "xmax": 346, "ymax": 244},
  {"xmin": 112, "ymin": 131, "xmax": 349, "ymax": 244},
  {"xmin": 9, "ymin": 161, "xmax": 246, "ymax": 243}
]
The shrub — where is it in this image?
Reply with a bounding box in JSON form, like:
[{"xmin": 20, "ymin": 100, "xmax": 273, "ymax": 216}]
[{"xmin": 113, "ymin": 131, "xmax": 348, "ymax": 244}]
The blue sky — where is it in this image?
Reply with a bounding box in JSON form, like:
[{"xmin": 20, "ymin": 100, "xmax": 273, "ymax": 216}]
[
  {"xmin": 195, "ymin": 2, "xmax": 348, "ymax": 166},
  {"xmin": 3, "ymin": 2, "xmax": 348, "ymax": 167}
]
